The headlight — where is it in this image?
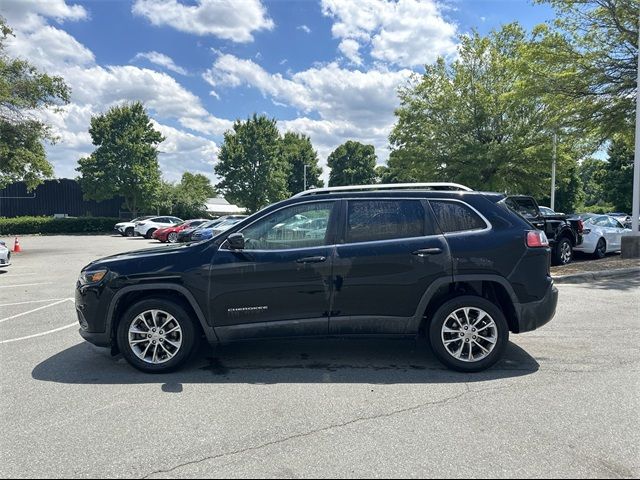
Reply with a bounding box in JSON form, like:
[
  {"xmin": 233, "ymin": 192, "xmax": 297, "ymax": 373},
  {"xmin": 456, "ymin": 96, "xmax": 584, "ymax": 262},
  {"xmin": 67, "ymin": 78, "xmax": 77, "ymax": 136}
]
[{"xmin": 79, "ymin": 269, "xmax": 108, "ymax": 285}]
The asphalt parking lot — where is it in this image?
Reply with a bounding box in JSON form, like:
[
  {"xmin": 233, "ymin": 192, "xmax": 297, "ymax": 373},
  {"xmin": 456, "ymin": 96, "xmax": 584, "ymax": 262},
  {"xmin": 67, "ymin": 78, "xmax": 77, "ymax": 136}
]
[{"xmin": 1, "ymin": 235, "xmax": 639, "ymax": 478}]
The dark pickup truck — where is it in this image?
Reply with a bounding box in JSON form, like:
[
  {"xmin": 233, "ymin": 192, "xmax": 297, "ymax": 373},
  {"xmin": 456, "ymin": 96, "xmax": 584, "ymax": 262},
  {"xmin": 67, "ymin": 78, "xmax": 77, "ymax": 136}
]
[{"xmin": 504, "ymin": 196, "xmax": 583, "ymax": 265}]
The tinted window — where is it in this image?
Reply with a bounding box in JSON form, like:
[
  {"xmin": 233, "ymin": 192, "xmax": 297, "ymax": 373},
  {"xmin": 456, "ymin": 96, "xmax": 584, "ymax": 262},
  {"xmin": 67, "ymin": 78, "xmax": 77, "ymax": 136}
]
[
  {"xmin": 345, "ymin": 200, "xmax": 426, "ymax": 243},
  {"xmin": 430, "ymin": 201, "xmax": 487, "ymax": 233},
  {"xmin": 241, "ymin": 202, "xmax": 334, "ymax": 250},
  {"xmin": 504, "ymin": 197, "xmax": 539, "ymax": 219}
]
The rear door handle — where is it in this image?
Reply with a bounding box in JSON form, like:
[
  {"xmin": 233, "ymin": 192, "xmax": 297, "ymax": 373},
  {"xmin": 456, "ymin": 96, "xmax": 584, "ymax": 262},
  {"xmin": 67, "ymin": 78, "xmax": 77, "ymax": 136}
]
[
  {"xmin": 412, "ymin": 248, "xmax": 443, "ymax": 256},
  {"xmin": 296, "ymin": 256, "xmax": 327, "ymax": 264}
]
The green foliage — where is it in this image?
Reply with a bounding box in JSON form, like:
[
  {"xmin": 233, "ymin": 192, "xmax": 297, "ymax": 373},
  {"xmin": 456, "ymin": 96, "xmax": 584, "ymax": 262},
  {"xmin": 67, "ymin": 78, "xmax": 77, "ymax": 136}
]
[
  {"xmin": 215, "ymin": 114, "xmax": 288, "ymax": 214},
  {"xmin": 0, "ymin": 216, "xmax": 120, "ymax": 235},
  {"xmin": 76, "ymin": 102, "xmax": 164, "ymax": 217},
  {"xmin": 577, "ymin": 157, "xmax": 608, "ymax": 209},
  {"xmin": 327, "ymin": 141, "xmax": 377, "ymax": 187},
  {"xmin": 0, "ymin": 18, "xmax": 70, "ymax": 190},
  {"xmin": 532, "ymin": 0, "xmax": 638, "ymax": 141},
  {"xmin": 600, "ymin": 137, "xmax": 635, "ymax": 213},
  {"xmin": 387, "ymin": 24, "xmax": 590, "ymax": 212},
  {"xmin": 173, "ymin": 172, "xmax": 216, "ymax": 219},
  {"xmin": 280, "ymin": 132, "xmax": 323, "ymax": 194}
]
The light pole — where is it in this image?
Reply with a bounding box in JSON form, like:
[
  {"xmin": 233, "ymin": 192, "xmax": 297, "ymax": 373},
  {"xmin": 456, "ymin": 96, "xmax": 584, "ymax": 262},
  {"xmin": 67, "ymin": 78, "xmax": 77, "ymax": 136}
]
[
  {"xmin": 621, "ymin": 24, "xmax": 640, "ymax": 258},
  {"xmin": 551, "ymin": 133, "xmax": 557, "ymax": 211},
  {"xmin": 303, "ymin": 164, "xmax": 307, "ymax": 191}
]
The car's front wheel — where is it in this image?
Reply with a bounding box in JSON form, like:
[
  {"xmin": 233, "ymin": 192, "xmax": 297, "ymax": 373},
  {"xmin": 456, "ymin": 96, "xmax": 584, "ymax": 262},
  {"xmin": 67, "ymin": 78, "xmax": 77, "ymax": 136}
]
[
  {"xmin": 428, "ymin": 296, "xmax": 509, "ymax": 372},
  {"xmin": 167, "ymin": 232, "xmax": 178, "ymax": 243},
  {"xmin": 117, "ymin": 299, "xmax": 198, "ymax": 373}
]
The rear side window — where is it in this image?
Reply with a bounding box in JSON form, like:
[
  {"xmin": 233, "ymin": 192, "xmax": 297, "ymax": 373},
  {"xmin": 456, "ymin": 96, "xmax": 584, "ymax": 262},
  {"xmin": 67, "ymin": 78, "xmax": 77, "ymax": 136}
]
[
  {"xmin": 430, "ymin": 201, "xmax": 487, "ymax": 233},
  {"xmin": 504, "ymin": 197, "xmax": 539, "ymax": 219},
  {"xmin": 346, "ymin": 200, "xmax": 427, "ymax": 243}
]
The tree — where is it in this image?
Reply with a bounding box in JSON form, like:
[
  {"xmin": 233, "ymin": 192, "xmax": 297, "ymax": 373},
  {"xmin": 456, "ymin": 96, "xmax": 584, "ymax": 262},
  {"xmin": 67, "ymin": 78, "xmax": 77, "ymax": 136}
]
[
  {"xmin": 280, "ymin": 132, "xmax": 322, "ymax": 194},
  {"xmin": 327, "ymin": 141, "xmax": 377, "ymax": 187},
  {"xmin": 0, "ymin": 18, "xmax": 70, "ymax": 190},
  {"xmin": 215, "ymin": 114, "xmax": 288, "ymax": 214},
  {"xmin": 600, "ymin": 137, "xmax": 635, "ymax": 212},
  {"xmin": 578, "ymin": 157, "xmax": 608, "ymax": 209},
  {"xmin": 387, "ymin": 24, "xmax": 590, "ymax": 205},
  {"xmin": 77, "ymin": 102, "xmax": 164, "ymax": 217},
  {"xmin": 531, "ymin": 0, "xmax": 638, "ymax": 141},
  {"xmin": 173, "ymin": 172, "xmax": 216, "ymax": 219}
]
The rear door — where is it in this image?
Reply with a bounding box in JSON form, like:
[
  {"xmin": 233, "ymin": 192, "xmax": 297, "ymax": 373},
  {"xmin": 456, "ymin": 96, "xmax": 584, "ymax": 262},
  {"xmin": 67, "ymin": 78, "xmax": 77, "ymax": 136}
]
[{"xmin": 330, "ymin": 199, "xmax": 451, "ymax": 335}]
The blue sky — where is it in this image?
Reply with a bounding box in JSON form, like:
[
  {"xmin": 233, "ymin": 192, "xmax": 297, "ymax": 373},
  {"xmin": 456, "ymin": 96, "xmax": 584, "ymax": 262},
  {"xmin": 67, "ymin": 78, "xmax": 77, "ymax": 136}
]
[{"xmin": 1, "ymin": 0, "xmax": 557, "ymax": 184}]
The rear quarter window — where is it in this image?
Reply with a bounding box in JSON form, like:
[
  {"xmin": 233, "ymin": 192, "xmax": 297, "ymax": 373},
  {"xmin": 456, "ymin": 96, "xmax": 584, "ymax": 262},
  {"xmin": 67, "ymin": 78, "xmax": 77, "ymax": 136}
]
[{"xmin": 429, "ymin": 200, "xmax": 487, "ymax": 233}]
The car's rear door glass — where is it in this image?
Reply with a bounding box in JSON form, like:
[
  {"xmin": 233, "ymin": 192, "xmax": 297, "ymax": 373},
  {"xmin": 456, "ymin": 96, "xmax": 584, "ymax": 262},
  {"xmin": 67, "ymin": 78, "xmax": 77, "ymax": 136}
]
[
  {"xmin": 345, "ymin": 200, "xmax": 428, "ymax": 243},
  {"xmin": 429, "ymin": 200, "xmax": 487, "ymax": 233}
]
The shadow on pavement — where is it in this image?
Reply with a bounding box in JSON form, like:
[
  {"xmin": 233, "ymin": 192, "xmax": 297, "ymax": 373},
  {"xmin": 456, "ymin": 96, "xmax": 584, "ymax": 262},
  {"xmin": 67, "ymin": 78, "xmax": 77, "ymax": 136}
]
[{"xmin": 32, "ymin": 337, "xmax": 539, "ymax": 386}]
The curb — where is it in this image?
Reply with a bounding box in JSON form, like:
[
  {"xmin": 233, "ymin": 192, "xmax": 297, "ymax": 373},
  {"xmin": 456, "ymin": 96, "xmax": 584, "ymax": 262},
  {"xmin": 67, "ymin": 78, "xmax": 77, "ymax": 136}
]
[{"xmin": 553, "ymin": 267, "xmax": 640, "ymax": 284}]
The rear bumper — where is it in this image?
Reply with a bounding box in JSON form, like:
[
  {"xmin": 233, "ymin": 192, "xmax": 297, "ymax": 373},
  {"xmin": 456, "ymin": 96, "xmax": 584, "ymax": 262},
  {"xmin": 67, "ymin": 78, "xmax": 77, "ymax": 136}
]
[{"xmin": 513, "ymin": 282, "xmax": 558, "ymax": 333}]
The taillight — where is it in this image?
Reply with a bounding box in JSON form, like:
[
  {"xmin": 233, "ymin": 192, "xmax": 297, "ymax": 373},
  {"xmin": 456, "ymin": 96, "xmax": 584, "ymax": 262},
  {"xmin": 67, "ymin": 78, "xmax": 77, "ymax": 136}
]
[{"xmin": 526, "ymin": 230, "xmax": 549, "ymax": 248}]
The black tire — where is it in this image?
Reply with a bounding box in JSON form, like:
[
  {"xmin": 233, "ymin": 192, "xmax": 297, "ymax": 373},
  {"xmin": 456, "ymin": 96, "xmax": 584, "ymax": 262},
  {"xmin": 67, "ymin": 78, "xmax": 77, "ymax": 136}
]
[
  {"xmin": 593, "ymin": 238, "xmax": 607, "ymax": 259},
  {"xmin": 145, "ymin": 229, "xmax": 156, "ymax": 240},
  {"xmin": 552, "ymin": 237, "xmax": 573, "ymax": 266},
  {"xmin": 117, "ymin": 298, "xmax": 198, "ymax": 373},
  {"xmin": 125, "ymin": 228, "xmax": 134, "ymax": 238},
  {"xmin": 168, "ymin": 232, "xmax": 178, "ymax": 243},
  {"xmin": 428, "ymin": 295, "xmax": 509, "ymax": 373}
]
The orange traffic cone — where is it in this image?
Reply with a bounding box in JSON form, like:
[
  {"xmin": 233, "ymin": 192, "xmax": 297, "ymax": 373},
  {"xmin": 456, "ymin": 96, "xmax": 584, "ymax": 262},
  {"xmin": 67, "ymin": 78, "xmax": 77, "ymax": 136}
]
[{"xmin": 13, "ymin": 237, "xmax": 22, "ymax": 253}]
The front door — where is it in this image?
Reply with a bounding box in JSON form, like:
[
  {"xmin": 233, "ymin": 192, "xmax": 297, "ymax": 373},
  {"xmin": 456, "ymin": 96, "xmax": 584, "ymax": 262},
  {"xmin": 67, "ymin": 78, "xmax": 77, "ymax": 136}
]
[
  {"xmin": 210, "ymin": 201, "xmax": 338, "ymax": 340},
  {"xmin": 330, "ymin": 199, "xmax": 451, "ymax": 335}
]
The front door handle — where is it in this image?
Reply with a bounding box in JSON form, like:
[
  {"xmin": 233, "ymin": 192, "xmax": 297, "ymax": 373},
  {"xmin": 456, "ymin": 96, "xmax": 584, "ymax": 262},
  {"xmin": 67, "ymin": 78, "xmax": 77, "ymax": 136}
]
[
  {"xmin": 296, "ymin": 256, "xmax": 327, "ymax": 264},
  {"xmin": 412, "ymin": 248, "xmax": 443, "ymax": 256}
]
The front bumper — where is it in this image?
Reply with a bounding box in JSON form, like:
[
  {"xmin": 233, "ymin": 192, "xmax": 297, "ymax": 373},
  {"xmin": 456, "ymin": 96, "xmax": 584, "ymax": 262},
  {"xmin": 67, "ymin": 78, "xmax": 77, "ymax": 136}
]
[
  {"xmin": 513, "ymin": 281, "xmax": 559, "ymax": 333},
  {"xmin": 75, "ymin": 283, "xmax": 114, "ymax": 347}
]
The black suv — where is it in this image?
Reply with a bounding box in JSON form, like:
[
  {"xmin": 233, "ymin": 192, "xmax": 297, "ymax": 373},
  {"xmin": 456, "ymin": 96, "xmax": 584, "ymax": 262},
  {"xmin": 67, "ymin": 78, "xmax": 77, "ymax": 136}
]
[{"xmin": 76, "ymin": 184, "xmax": 558, "ymax": 373}]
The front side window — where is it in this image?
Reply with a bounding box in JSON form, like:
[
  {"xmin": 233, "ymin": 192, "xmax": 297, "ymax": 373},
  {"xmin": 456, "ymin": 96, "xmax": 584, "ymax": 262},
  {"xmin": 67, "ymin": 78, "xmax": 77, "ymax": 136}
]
[
  {"xmin": 345, "ymin": 200, "xmax": 426, "ymax": 243},
  {"xmin": 430, "ymin": 200, "xmax": 487, "ymax": 233},
  {"xmin": 241, "ymin": 202, "xmax": 334, "ymax": 250}
]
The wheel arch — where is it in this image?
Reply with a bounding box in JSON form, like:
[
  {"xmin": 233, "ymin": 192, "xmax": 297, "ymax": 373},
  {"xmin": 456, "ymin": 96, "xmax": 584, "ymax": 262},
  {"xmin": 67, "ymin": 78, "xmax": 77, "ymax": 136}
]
[{"xmin": 107, "ymin": 284, "xmax": 217, "ymax": 348}]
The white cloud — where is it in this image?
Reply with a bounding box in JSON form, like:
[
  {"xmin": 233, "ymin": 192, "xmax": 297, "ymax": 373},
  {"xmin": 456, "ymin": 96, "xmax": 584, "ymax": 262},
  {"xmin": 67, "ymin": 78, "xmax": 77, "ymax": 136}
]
[
  {"xmin": 321, "ymin": 0, "xmax": 458, "ymax": 67},
  {"xmin": 297, "ymin": 25, "xmax": 311, "ymax": 34},
  {"xmin": 204, "ymin": 54, "xmax": 412, "ymax": 128},
  {"xmin": 338, "ymin": 39, "xmax": 362, "ymax": 65},
  {"xmin": 132, "ymin": 0, "xmax": 274, "ymax": 42},
  {"xmin": 0, "ymin": 0, "xmax": 87, "ymax": 30},
  {"xmin": 133, "ymin": 51, "xmax": 188, "ymax": 75}
]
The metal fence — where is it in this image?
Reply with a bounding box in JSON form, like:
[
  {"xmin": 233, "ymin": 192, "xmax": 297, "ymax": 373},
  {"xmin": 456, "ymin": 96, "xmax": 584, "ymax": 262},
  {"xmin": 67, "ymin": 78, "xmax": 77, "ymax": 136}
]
[{"xmin": 0, "ymin": 179, "xmax": 126, "ymax": 218}]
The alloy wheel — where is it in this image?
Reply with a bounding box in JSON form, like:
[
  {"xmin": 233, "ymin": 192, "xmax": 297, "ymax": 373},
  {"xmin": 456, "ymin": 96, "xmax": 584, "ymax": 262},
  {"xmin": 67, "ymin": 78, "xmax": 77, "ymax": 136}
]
[
  {"xmin": 560, "ymin": 241, "xmax": 572, "ymax": 264},
  {"xmin": 128, "ymin": 310, "xmax": 183, "ymax": 365},
  {"xmin": 440, "ymin": 307, "xmax": 498, "ymax": 363},
  {"xmin": 168, "ymin": 232, "xmax": 178, "ymax": 243}
]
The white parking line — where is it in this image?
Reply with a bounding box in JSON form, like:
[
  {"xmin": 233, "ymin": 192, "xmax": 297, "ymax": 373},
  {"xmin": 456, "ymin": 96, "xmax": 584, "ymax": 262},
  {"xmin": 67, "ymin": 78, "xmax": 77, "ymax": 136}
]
[
  {"xmin": 0, "ymin": 273, "xmax": 37, "ymax": 277},
  {"xmin": 0, "ymin": 323, "xmax": 77, "ymax": 344},
  {"xmin": 0, "ymin": 298, "xmax": 69, "ymax": 308},
  {"xmin": 0, "ymin": 282, "xmax": 52, "ymax": 289},
  {"xmin": 0, "ymin": 298, "xmax": 74, "ymax": 324}
]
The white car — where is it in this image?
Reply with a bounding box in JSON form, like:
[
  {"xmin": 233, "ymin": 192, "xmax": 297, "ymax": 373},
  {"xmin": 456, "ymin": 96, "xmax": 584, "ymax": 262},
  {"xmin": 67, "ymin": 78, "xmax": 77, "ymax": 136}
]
[
  {"xmin": 134, "ymin": 216, "xmax": 183, "ymax": 239},
  {"xmin": 115, "ymin": 216, "xmax": 154, "ymax": 237},
  {"xmin": 574, "ymin": 214, "xmax": 632, "ymax": 259},
  {"xmin": 0, "ymin": 241, "xmax": 11, "ymax": 267}
]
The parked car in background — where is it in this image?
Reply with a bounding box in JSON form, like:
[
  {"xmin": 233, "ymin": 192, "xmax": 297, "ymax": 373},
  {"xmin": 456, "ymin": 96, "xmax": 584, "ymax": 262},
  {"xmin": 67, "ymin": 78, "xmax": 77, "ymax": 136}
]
[
  {"xmin": 134, "ymin": 216, "xmax": 183, "ymax": 239},
  {"xmin": 152, "ymin": 219, "xmax": 208, "ymax": 243},
  {"xmin": 0, "ymin": 240, "xmax": 11, "ymax": 268},
  {"xmin": 539, "ymin": 206, "xmax": 557, "ymax": 216},
  {"xmin": 191, "ymin": 217, "xmax": 246, "ymax": 242},
  {"xmin": 177, "ymin": 216, "xmax": 245, "ymax": 243},
  {"xmin": 574, "ymin": 214, "xmax": 631, "ymax": 258},
  {"xmin": 503, "ymin": 196, "xmax": 583, "ymax": 265},
  {"xmin": 114, "ymin": 216, "xmax": 154, "ymax": 237},
  {"xmin": 607, "ymin": 212, "xmax": 631, "ymax": 227}
]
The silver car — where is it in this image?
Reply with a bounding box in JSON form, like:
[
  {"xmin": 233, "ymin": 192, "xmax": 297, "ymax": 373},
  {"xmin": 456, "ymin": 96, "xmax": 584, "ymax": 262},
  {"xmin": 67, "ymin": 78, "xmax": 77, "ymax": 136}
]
[
  {"xmin": 574, "ymin": 214, "xmax": 632, "ymax": 259},
  {"xmin": 0, "ymin": 241, "xmax": 11, "ymax": 267}
]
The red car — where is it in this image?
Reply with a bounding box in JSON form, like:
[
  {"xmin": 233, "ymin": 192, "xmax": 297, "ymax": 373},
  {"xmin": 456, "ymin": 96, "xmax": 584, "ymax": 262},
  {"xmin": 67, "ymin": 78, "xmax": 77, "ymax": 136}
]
[{"xmin": 152, "ymin": 219, "xmax": 208, "ymax": 243}]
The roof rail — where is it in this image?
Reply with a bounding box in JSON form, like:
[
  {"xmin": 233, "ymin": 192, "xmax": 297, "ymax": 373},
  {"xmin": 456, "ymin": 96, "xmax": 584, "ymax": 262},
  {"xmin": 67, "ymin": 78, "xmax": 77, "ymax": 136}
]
[{"xmin": 292, "ymin": 182, "xmax": 473, "ymax": 198}]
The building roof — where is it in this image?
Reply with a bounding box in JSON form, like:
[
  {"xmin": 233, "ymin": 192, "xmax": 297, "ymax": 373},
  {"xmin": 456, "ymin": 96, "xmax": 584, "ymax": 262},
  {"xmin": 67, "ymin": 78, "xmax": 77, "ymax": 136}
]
[{"xmin": 205, "ymin": 197, "xmax": 245, "ymax": 214}]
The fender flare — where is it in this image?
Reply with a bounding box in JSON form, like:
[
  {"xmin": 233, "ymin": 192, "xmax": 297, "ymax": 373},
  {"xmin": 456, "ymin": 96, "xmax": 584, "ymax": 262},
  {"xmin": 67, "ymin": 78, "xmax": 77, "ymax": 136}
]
[{"xmin": 106, "ymin": 284, "xmax": 218, "ymax": 344}]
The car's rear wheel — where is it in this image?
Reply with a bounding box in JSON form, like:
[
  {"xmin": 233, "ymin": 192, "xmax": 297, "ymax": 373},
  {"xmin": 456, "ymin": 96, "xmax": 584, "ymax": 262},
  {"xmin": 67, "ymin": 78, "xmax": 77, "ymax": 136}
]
[
  {"xmin": 117, "ymin": 299, "xmax": 198, "ymax": 373},
  {"xmin": 168, "ymin": 232, "xmax": 178, "ymax": 243},
  {"xmin": 428, "ymin": 296, "xmax": 509, "ymax": 372},
  {"xmin": 553, "ymin": 237, "xmax": 573, "ymax": 266},
  {"xmin": 593, "ymin": 238, "xmax": 607, "ymax": 259},
  {"xmin": 125, "ymin": 228, "xmax": 134, "ymax": 237},
  {"xmin": 145, "ymin": 229, "xmax": 156, "ymax": 239}
]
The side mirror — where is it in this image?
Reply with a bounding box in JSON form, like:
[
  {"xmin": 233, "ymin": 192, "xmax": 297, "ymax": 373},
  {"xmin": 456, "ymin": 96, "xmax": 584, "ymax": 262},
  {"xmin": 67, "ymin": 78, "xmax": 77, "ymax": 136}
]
[{"xmin": 227, "ymin": 232, "xmax": 245, "ymax": 250}]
